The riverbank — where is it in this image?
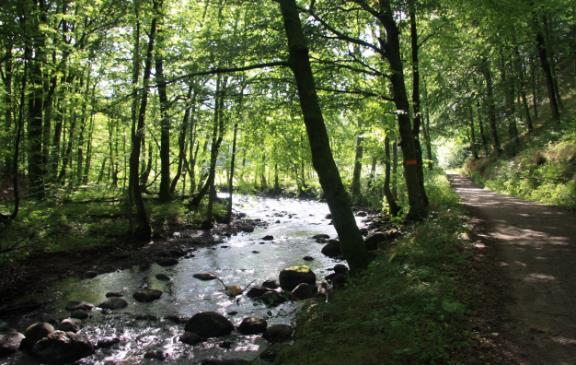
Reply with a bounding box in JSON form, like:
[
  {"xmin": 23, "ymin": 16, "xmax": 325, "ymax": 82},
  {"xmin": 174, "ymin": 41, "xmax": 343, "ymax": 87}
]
[{"xmin": 268, "ymin": 174, "xmax": 512, "ymax": 365}]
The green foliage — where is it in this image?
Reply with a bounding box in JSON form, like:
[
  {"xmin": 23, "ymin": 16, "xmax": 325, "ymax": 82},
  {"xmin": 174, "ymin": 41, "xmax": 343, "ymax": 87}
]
[
  {"xmin": 275, "ymin": 173, "xmax": 473, "ymax": 365},
  {"xmin": 465, "ymin": 118, "xmax": 576, "ymax": 209}
]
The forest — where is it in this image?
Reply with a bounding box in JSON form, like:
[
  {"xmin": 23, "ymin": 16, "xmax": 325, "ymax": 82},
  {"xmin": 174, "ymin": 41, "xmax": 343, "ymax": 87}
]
[{"xmin": 0, "ymin": 0, "xmax": 575, "ymax": 364}]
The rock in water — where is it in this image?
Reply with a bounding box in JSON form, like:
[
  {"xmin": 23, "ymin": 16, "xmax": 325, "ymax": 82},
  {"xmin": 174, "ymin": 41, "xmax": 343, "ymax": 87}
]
[
  {"xmin": 238, "ymin": 317, "xmax": 268, "ymax": 335},
  {"xmin": 0, "ymin": 329, "xmax": 24, "ymax": 357},
  {"xmin": 33, "ymin": 331, "xmax": 94, "ymax": 364},
  {"xmin": 133, "ymin": 289, "xmax": 163, "ymax": 302},
  {"xmin": 19, "ymin": 322, "xmax": 54, "ymax": 353},
  {"xmin": 180, "ymin": 332, "xmax": 202, "ymax": 345},
  {"xmin": 291, "ymin": 283, "xmax": 317, "ymax": 300},
  {"xmin": 57, "ymin": 318, "xmax": 81, "ymax": 333},
  {"xmin": 262, "ymin": 235, "xmax": 274, "ymax": 241},
  {"xmin": 70, "ymin": 309, "xmax": 90, "ymax": 320},
  {"xmin": 98, "ymin": 297, "xmax": 128, "ymax": 310},
  {"xmin": 333, "ymin": 264, "xmax": 349, "ymax": 274},
  {"xmin": 65, "ymin": 301, "xmax": 94, "ymax": 312},
  {"xmin": 262, "ymin": 291, "xmax": 288, "ymax": 307},
  {"xmin": 184, "ymin": 312, "xmax": 233, "ymax": 338},
  {"xmin": 246, "ymin": 286, "xmax": 269, "ymax": 299},
  {"xmin": 279, "ymin": 265, "xmax": 316, "ymax": 291},
  {"xmin": 263, "ymin": 324, "xmax": 293, "ymax": 343},
  {"xmin": 193, "ymin": 273, "xmax": 217, "ymax": 281},
  {"xmin": 321, "ymin": 240, "xmax": 342, "ymax": 258}
]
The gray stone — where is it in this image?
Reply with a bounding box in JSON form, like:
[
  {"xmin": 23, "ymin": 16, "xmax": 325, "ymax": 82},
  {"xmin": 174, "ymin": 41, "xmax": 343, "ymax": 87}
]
[
  {"xmin": 98, "ymin": 297, "xmax": 128, "ymax": 310},
  {"xmin": 279, "ymin": 265, "xmax": 316, "ymax": 291},
  {"xmin": 133, "ymin": 289, "xmax": 162, "ymax": 302},
  {"xmin": 263, "ymin": 324, "xmax": 293, "ymax": 343},
  {"xmin": 184, "ymin": 312, "xmax": 233, "ymax": 338},
  {"xmin": 238, "ymin": 317, "xmax": 267, "ymax": 335}
]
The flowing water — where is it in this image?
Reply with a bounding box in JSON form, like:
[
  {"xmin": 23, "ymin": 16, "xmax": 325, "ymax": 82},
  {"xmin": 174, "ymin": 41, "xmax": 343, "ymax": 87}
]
[{"xmin": 1, "ymin": 196, "xmax": 365, "ymax": 364}]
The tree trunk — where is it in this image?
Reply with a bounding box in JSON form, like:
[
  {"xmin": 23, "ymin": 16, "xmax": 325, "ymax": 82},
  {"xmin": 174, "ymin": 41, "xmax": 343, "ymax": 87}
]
[
  {"xmin": 477, "ymin": 100, "xmax": 489, "ymax": 156},
  {"xmin": 408, "ymin": 0, "xmax": 429, "ymax": 207},
  {"xmin": 380, "ymin": 0, "xmax": 428, "ymax": 220},
  {"xmin": 128, "ymin": 1, "xmax": 157, "ymax": 241},
  {"xmin": 535, "ymin": 19, "xmax": 561, "ymax": 121},
  {"xmin": 480, "ymin": 59, "xmax": 502, "ymax": 154},
  {"xmin": 155, "ymin": 0, "xmax": 171, "ymax": 202},
  {"xmin": 171, "ymin": 86, "xmax": 195, "ymax": 194},
  {"xmin": 350, "ymin": 130, "xmax": 363, "ymax": 204},
  {"xmin": 469, "ymin": 105, "xmax": 478, "ymax": 159},
  {"xmin": 384, "ymin": 136, "xmax": 401, "ymax": 216},
  {"xmin": 278, "ymin": 0, "xmax": 370, "ymax": 272},
  {"xmin": 27, "ymin": 0, "xmax": 47, "ymax": 199}
]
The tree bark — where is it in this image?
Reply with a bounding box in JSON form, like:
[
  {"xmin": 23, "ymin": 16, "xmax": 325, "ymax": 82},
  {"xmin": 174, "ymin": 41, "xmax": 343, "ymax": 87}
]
[
  {"xmin": 535, "ymin": 18, "xmax": 561, "ymax": 121},
  {"xmin": 380, "ymin": 0, "xmax": 428, "ymax": 220},
  {"xmin": 128, "ymin": 1, "xmax": 157, "ymax": 241},
  {"xmin": 279, "ymin": 0, "xmax": 370, "ymax": 272},
  {"xmin": 384, "ymin": 136, "xmax": 401, "ymax": 216},
  {"xmin": 480, "ymin": 59, "xmax": 502, "ymax": 154},
  {"xmin": 350, "ymin": 131, "xmax": 363, "ymax": 203},
  {"xmin": 155, "ymin": 0, "xmax": 171, "ymax": 202}
]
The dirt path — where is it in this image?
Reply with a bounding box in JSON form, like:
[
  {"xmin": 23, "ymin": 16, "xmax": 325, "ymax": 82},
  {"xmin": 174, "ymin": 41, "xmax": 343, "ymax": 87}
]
[{"xmin": 448, "ymin": 174, "xmax": 576, "ymax": 364}]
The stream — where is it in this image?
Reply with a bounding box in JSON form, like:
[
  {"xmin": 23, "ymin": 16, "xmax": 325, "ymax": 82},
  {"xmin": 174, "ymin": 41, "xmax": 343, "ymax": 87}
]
[{"xmin": 0, "ymin": 195, "xmax": 366, "ymax": 364}]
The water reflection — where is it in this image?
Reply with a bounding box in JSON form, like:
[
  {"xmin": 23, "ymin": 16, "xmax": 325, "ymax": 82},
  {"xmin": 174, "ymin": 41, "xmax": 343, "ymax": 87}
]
[{"xmin": 2, "ymin": 196, "xmax": 362, "ymax": 364}]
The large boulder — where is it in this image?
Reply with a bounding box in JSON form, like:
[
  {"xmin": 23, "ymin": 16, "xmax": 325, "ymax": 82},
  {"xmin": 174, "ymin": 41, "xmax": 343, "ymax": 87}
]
[
  {"xmin": 33, "ymin": 331, "xmax": 94, "ymax": 364},
  {"xmin": 19, "ymin": 322, "xmax": 54, "ymax": 353},
  {"xmin": 279, "ymin": 265, "xmax": 316, "ymax": 291},
  {"xmin": 364, "ymin": 232, "xmax": 388, "ymax": 251},
  {"xmin": 238, "ymin": 317, "xmax": 267, "ymax": 335},
  {"xmin": 98, "ymin": 297, "xmax": 128, "ymax": 310},
  {"xmin": 291, "ymin": 283, "xmax": 317, "ymax": 300},
  {"xmin": 133, "ymin": 289, "xmax": 162, "ymax": 302},
  {"xmin": 263, "ymin": 324, "xmax": 293, "ymax": 343},
  {"xmin": 321, "ymin": 240, "xmax": 342, "ymax": 258},
  {"xmin": 180, "ymin": 332, "xmax": 202, "ymax": 345},
  {"xmin": 184, "ymin": 312, "xmax": 233, "ymax": 338},
  {"xmin": 0, "ymin": 329, "xmax": 24, "ymax": 357}
]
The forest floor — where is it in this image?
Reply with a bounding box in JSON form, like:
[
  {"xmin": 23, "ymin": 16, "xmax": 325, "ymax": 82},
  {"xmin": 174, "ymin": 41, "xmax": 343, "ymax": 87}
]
[{"xmin": 448, "ymin": 174, "xmax": 576, "ymax": 365}]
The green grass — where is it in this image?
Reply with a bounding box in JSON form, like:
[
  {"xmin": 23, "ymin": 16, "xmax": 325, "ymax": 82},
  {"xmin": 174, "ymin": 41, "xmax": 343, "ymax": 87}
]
[
  {"xmin": 465, "ymin": 117, "xmax": 576, "ymax": 209},
  {"xmin": 270, "ymin": 173, "xmax": 474, "ymax": 365}
]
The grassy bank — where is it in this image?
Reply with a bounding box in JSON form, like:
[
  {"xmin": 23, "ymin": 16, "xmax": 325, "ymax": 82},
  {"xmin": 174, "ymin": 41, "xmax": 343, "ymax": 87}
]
[
  {"xmin": 0, "ymin": 195, "xmax": 226, "ymax": 266},
  {"xmin": 269, "ymin": 173, "xmax": 476, "ymax": 365},
  {"xmin": 464, "ymin": 117, "xmax": 576, "ymax": 210}
]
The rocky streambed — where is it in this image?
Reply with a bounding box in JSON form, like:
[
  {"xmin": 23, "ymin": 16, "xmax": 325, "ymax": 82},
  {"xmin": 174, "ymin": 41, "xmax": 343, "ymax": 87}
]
[{"xmin": 0, "ymin": 196, "xmax": 398, "ymax": 364}]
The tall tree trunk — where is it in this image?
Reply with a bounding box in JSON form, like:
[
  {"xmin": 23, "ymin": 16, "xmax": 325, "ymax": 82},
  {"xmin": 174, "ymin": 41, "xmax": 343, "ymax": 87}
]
[
  {"xmin": 535, "ymin": 18, "xmax": 561, "ymax": 121},
  {"xmin": 3, "ymin": 41, "xmax": 14, "ymax": 178},
  {"xmin": 422, "ymin": 80, "xmax": 433, "ymax": 169},
  {"xmin": 278, "ymin": 0, "xmax": 370, "ymax": 272},
  {"xmin": 469, "ymin": 105, "xmax": 478, "ymax": 159},
  {"xmin": 384, "ymin": 136, "xmax": 401, "ymax": 216},
  {"xmin": 380, "ymin": 0, "xmax": 428, "ymax": 220},
  {"xmin": 128, "ymin": 2, "xmax": 157, "ymax": 241},
  {"xmin": 171, "ymin": 86, "xmax": 195, "ymax": 194},
  {"xmin": 205, "ymin": 75, "xmax": 226, "ymax": 226},
  {"xmin": 480, "ymin": 59, "xmax": 502, "ymax": 154},
  {"xmin": 514, "ymin": 45, "xmax": 534, "ymax": 132},
  {"xmin": 350, "ymin": 129, "xmax": 363, "ymax": 204},
  {"xmin": 477, "ymin": 100, "xmax": 489, "ymax": 156},
  {"xmin": 27, "ymin": 0, "xmax": 47, "ymax": 199},
  {"xmin": 408, "ymin": 0, "xmax": 429, "ymax": 207},
  {"xmin": 155, "ymin": 0, "xmax": 171, "ymax": 202}
]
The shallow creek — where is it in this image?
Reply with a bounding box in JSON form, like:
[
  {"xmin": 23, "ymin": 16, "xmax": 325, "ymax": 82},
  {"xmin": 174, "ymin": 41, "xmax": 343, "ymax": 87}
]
[{"xmin": 1, "ymin": 195, "xmax": 365, "ymax": 364}]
